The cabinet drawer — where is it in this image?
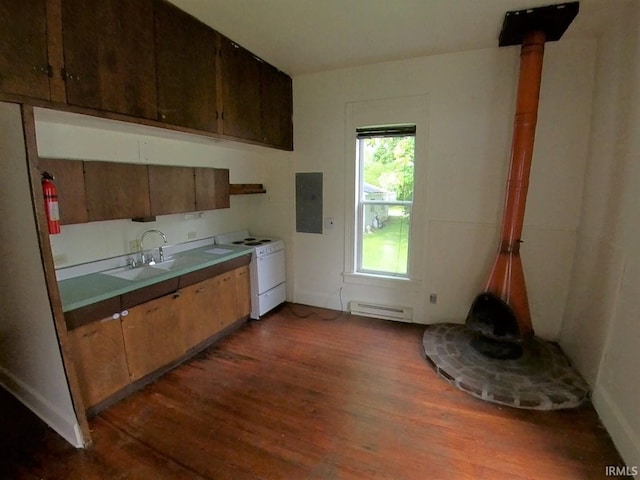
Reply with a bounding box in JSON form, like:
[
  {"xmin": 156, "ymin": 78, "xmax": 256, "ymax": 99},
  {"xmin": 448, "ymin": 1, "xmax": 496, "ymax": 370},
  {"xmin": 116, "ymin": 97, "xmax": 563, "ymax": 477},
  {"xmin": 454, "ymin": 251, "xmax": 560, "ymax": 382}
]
[{"xmin": 65, "ymin": 296, "xmax": 122, "ymax": 330}]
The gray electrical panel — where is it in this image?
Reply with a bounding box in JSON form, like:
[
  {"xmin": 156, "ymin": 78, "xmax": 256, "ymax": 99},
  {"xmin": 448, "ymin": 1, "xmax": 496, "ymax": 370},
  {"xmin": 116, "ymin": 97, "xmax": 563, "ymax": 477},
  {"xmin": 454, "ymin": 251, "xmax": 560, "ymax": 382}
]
[{"xmin": 296, "ymin": 172, "xmax": 323, "ymax": 234}]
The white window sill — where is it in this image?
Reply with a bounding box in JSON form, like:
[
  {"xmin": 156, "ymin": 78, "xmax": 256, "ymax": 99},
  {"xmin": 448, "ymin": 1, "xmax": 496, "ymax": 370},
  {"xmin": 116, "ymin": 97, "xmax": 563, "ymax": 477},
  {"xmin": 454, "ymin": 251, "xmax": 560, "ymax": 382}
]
[{"xmin": 342, "ymin": 272, "xmax": 422, "ymax": 289}]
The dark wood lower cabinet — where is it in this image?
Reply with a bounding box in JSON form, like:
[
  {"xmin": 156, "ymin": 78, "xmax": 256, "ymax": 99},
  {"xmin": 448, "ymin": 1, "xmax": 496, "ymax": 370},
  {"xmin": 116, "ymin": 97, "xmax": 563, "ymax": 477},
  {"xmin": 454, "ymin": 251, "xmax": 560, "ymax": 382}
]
[
  {"xmin": 121, "ymin": 292, "xmax": 185, "ymax": 381},
  {"xmin": 67, "ymin": 317, "xmax": 130, "ymax": 408},
  {"xmin": 235, "ymin": 266, "xmax": 251, "ymax": 318},
  {"xmin": 67, "ymin": 263, "xmax": 251, "ymax": 410}
]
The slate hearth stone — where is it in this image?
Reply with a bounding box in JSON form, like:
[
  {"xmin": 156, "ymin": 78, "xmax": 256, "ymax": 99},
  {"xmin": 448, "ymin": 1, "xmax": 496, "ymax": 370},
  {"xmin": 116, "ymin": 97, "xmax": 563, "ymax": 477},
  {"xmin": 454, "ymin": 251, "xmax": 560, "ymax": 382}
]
[{"xmin": 422, "ymin": 323, "xmax": 590, "ymax": 410}]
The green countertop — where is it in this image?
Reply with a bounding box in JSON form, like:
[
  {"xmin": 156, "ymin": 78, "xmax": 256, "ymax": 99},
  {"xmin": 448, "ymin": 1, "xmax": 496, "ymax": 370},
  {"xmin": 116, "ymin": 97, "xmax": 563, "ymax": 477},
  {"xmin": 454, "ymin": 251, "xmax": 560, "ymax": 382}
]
[{"xmin": 58, "ymin": 244, "xmax": 253, "ymax": 312}]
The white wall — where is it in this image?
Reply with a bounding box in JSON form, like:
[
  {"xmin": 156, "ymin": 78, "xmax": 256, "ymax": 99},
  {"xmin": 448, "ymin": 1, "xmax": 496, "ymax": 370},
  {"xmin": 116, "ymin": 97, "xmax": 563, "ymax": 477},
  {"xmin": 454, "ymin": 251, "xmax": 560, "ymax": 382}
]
[
  {"xmin": 292, "ymin": 39, "xmax": 596, "ymax": 340},
  {"xmin": 34, "ymin": 109, "xmax": 293, "ymax": 275},
  {"xmin": 560, "ymin": 3, "xmax": 640, "ymax": 471},
  {"xmin": 0, "ymin": 102, "xmax": 83, "ymax": 447}
]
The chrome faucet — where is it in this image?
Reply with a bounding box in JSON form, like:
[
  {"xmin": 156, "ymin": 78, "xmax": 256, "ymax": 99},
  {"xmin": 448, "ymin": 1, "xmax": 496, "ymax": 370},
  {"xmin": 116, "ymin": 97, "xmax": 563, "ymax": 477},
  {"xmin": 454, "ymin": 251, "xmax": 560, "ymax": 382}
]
[{"xmin": 140, "ymin": 229, "xmax": 167, "ymax": 264}]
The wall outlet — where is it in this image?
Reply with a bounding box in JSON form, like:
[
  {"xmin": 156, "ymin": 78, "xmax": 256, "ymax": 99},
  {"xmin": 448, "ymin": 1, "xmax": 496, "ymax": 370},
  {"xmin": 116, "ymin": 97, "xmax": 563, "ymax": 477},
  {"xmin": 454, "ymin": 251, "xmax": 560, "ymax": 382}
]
[
  {"xmin": 429, "ymin": 294, "xmax": 438, "ymax": 304},
  {"xmin": 129, "ymin": 239, "xmax": 141, "ymax": 253},
  {"xmin": 188, "ymin": 231, "xmax": 197, "ymax": 240}
]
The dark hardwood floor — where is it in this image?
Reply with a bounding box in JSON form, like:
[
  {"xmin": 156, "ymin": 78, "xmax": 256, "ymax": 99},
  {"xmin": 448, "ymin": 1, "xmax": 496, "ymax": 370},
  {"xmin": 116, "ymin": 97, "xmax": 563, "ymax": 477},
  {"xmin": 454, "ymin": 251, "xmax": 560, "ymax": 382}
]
[{"xmin": 0, "ymin": 304, "xmax": 629, "ymax": 479}]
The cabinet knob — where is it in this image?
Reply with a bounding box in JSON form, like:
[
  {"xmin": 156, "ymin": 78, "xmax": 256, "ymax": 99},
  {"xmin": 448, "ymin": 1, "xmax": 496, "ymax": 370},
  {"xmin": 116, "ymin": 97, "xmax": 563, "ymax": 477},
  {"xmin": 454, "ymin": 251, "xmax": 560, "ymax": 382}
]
[
  {"xmin": 111, "ymin": 313, "xmax": 121, "ymax": 320},
  {"xmin": 121, "ymin": 310, "xmax": 129, "ymax": 317}
]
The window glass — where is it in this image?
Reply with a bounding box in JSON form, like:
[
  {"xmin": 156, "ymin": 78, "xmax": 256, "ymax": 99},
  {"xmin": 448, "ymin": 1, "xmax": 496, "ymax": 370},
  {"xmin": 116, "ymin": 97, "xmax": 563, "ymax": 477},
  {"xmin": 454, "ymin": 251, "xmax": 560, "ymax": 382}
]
[{"xmin": 356, "ymin": 128, "xmax": 415, "ymax": 276}]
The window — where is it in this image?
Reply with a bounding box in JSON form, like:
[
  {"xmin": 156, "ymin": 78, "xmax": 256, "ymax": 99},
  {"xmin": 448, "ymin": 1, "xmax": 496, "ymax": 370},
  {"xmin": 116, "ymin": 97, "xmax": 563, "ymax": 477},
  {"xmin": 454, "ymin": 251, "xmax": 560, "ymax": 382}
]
[{"xmin": 355, "ymin": 125, "xmax": 415, "ymax": 277}]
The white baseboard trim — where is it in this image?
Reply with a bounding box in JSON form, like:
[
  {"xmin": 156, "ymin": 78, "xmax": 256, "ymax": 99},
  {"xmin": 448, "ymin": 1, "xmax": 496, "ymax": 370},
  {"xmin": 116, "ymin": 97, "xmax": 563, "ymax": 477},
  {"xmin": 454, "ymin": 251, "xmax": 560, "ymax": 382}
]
[
  {"xmin": 0, "ymin": 366, "xmax": 83, "ymax": 448},
  {"xmin": 592, "ymin": 385, "xmax": 640, "ymax": 478}
]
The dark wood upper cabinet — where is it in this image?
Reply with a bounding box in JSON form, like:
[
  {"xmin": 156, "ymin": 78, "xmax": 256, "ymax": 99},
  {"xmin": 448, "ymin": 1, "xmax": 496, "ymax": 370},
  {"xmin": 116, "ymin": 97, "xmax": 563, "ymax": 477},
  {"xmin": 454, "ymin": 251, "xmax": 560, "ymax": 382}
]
[
  {"xmin": 220, "ymin": 36, "xmax": 262, "ymax": 142},
  {"xmin": 154, "ymin": 0, "xmax": 218, "ymax": 132},
  {"xmin": 38, "ymin": 157, "xmax": 89, "ymax": 225},
  {"xmin": 260, "ymin": 62, "xmax": 293, "ymax": 150},
  {"xmin": 83, "ymin": 162, "xmax": 151, "ymax": 221},
  {"xmin": 0, "ymin": 1, "xmax": 293, "ymax": 150},
  {"xmin": 61, "ymin": 0, "xmax": 157, "ymax": 119},
  {"xmin": 148, "ymin": 165, "xmax": 196, "ymax": 215},
  {"xmin": 195, "ymin": 168, "xmax": 230, "ymax": 210},
  {"xmin": 0, "ymin": 0, "xmax": 50, "ymax": 100}
]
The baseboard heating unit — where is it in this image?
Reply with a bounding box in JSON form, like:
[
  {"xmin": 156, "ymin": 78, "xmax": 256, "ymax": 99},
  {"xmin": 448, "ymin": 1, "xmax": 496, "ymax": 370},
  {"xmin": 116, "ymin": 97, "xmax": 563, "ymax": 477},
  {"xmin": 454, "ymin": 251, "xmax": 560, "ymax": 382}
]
[{"xmin": 349, "ymin": 301, "xmax": 413, "ymax": 322}]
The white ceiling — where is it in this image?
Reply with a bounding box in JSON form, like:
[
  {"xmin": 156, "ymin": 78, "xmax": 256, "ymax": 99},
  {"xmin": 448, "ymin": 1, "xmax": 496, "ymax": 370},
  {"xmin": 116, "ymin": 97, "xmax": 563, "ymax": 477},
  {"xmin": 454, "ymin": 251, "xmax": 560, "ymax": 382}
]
[{"xmin": 168, "ymin": 0, "xmax": 630, "ymax": 76}]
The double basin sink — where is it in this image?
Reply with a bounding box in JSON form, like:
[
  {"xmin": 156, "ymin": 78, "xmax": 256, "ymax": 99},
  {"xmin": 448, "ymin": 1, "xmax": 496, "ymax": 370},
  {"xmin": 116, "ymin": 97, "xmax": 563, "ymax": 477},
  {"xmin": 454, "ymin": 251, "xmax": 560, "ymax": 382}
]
[{"xmin": 101, "ymin": 255, "xmax": 209, "ymax": 282}]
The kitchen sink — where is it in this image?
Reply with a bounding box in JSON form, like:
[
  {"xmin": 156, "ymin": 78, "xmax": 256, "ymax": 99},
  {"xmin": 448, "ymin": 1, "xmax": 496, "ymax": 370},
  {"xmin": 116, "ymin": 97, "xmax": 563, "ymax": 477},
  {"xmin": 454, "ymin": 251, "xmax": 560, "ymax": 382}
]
[
  {"xmin": 151, "ymin": 256, "xmax": 205, "ymax": 271},
  {"xmin": 101, "ymin": 266, "xmax": 167, "ymax": 281}
]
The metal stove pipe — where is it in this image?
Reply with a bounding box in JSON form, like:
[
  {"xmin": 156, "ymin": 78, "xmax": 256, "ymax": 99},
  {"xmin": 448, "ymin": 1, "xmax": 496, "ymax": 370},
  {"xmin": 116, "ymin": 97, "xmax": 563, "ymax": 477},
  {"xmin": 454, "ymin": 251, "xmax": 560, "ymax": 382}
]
[{"xmin": 483, "ymin": 30, "xmax": 546, "ymax": 340}]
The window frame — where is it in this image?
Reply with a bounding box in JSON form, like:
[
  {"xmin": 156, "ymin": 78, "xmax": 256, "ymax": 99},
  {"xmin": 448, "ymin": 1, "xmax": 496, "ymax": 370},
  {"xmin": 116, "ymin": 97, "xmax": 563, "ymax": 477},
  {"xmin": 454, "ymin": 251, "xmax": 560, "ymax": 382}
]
[
  {"xmin": 355, "ymin": 127, "xmax": 416, "ymax": 277},
  {"xmin": 343, "ymin": 96, "xmax": 428, "ymax": 288}
]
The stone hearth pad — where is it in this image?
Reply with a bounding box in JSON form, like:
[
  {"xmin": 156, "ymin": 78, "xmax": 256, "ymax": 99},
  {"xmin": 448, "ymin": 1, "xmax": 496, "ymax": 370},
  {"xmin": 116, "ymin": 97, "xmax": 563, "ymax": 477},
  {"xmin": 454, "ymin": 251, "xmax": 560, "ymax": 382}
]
[{"xmin": 422, "ymin": 323, "xmax": 590, "ymax": 410}]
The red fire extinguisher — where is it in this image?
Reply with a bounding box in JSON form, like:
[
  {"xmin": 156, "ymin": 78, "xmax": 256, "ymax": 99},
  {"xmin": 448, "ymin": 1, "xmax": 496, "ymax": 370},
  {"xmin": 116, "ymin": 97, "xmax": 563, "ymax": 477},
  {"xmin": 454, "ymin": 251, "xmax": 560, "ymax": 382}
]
[{"xmin": 42, "ymin": 172, "xmax": 61, "ymax": 235}]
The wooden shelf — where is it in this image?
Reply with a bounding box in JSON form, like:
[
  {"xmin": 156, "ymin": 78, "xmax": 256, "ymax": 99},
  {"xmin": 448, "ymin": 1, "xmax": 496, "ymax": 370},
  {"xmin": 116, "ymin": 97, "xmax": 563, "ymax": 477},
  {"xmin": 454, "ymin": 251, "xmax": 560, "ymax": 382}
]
[{"xmin": 229, "ymin": 183, "xmax": 266, "ymax": 195}]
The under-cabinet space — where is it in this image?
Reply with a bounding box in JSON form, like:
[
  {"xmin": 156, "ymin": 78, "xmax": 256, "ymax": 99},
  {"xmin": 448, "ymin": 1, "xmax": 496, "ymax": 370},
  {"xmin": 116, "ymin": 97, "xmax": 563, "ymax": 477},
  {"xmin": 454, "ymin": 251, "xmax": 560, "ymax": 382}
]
[{"xmin": 67, "ymin": 317, "xmax": 130, "ymax": 408}]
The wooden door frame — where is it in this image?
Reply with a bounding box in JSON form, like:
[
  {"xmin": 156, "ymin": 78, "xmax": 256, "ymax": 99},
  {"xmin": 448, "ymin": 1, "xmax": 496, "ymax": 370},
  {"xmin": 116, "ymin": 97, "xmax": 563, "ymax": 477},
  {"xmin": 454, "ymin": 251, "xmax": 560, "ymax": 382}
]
[{"xmin": 21, "ymin": 104, "xmax": 93, "ymax": 447}]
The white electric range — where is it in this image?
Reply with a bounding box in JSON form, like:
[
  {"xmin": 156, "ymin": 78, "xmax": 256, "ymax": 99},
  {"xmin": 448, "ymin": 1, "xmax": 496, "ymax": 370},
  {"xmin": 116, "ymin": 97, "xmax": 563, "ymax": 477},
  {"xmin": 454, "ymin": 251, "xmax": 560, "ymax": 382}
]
[{"xmin": 214, "ymin": 230, "xmax": 286, "ymax": 319}]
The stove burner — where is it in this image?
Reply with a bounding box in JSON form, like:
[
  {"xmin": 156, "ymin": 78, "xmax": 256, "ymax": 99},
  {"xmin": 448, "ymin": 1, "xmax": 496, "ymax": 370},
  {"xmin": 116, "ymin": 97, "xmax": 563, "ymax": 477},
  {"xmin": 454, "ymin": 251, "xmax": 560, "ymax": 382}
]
[
  {"xmin": 259, "ymin": 239, "xmax": 271, "ymax": 243},
  {"xmin": 245, "ymin": 241, "xmax": 262, "ymax": 246},
  {"xmin": 244, "ymin": 237, "xmax": 256, "ymax": 241},
  {"xmin": 232, "ymin": 241, "xmax": 244, "ymax": 245}
]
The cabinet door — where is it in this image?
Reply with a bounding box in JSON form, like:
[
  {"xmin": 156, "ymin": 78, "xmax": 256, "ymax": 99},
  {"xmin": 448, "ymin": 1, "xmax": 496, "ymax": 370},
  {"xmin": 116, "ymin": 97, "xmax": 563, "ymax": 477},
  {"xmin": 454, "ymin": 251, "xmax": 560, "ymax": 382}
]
[
  {"xmin": 38, "ymin": 158, "xmax": 88, "ymax": 224},
  {"xmin": 154, "ymin": 0, "xmax": 218, "ymax": 132},
  {"xmin": 234, "ymin": 266, "xmax": 251, "ymax": 319},
  {"xmin": 148, "ymin": 165, "xmax": 195, "ymax": 215},
  {"xmin": 194, "ymin": 168, "xmax": 229, "ymax": 211},
  {"xmin": 215, "ymin": 270, "xmax": 238, "ymax": 330},
  {"xmin": 83, "ymin": 161, "xmax": 151, "ymax": 221},
  {"xmin": 260, "ymin": 62, "xmax": 293, "ymax": 150},
  {"xmin": 0, "ymin": 0, "xmax": 50, "ymax": 99},
  {"xmin": 181, "ymin": 276, "xmax": 218, "ymax": 350},
  {"xmin": 220, "ymin": 36, "xmax": 261, "ymax": 141},
  {"xmin": 122, "ymin": 292, "xmax": 185, "ymax": 381},
  {"xmin": 68, "ymin": 318, "xmax": 130, "ymax": 408},
  {"xmin": 61, "ymin": 0, "xmax": 157, "ymax": 119}
]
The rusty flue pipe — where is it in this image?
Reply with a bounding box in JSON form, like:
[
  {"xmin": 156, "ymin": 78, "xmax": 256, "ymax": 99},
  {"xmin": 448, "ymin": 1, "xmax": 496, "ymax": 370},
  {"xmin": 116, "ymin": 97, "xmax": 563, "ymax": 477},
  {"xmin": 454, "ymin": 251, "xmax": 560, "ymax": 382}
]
[{"xmin": 483, "ymin": 30, "xmax": 546, "ymax": 340}]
